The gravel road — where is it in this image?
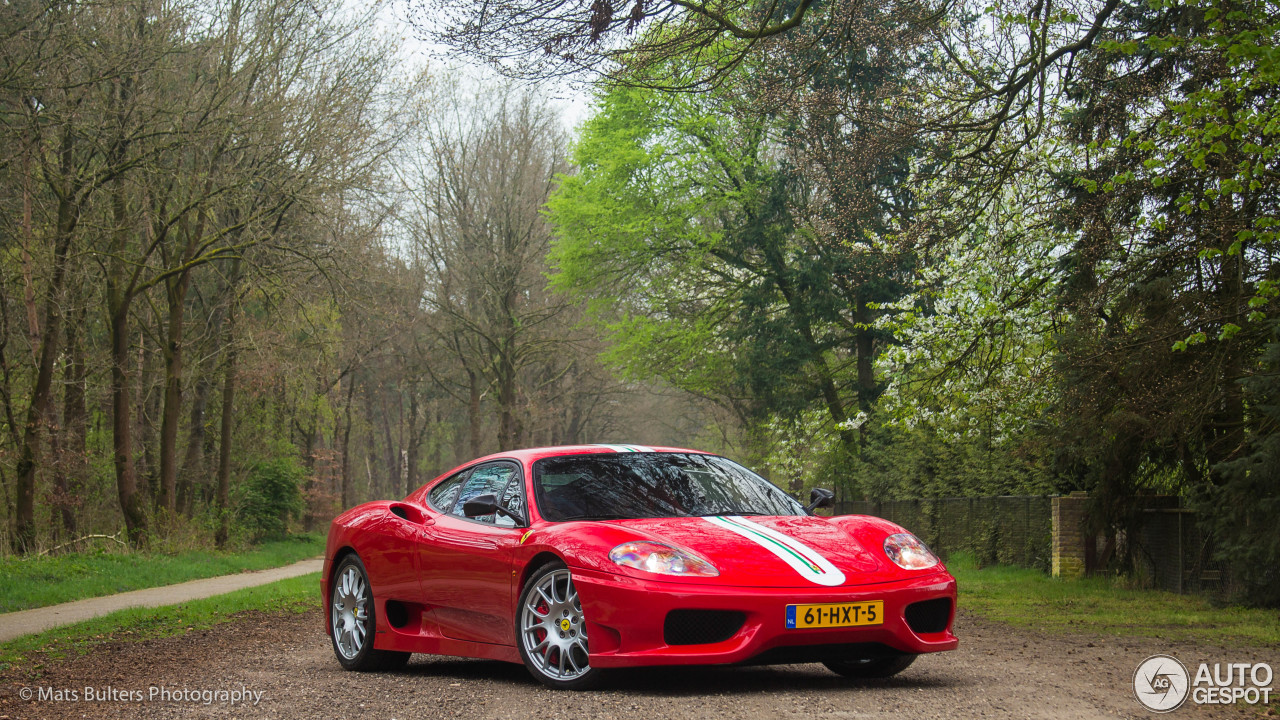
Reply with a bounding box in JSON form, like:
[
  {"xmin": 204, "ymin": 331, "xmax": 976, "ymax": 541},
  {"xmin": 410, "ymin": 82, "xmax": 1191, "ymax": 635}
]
[{"xmin": 1, "ymin": 609, "xmax": 1274, "ymax": 720}]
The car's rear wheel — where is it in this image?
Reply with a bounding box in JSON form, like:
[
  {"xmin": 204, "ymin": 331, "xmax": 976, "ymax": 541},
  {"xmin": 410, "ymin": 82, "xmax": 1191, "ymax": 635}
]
[
  {"xmin": 329, "ymin": 554, "xmax": 410, "ymax": 671},
  {"xmin": 517, "ymin": 561, "xmax": 601, "ymax": 690},
  {"xmin": 823, "ymin": 654, "xmax": 917, "ymax": 679}
]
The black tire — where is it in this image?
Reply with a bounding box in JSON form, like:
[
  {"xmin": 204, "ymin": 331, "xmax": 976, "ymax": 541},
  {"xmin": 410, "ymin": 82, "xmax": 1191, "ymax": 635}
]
[
  {"xmin": 515, "ymin": 561, "xmax": 603, "ymax": 690},
  {"xmin": 329, "ymin": 554, "xmax": 411, "ymax": 671},
  {"xmin": 823, "ymin": 654, "xmax": 917, "ymax": 679}
]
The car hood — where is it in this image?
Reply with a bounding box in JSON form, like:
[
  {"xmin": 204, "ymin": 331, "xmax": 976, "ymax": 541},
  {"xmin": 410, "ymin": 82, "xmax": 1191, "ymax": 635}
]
[{"xmin": 602, "ymin": 515, "xmax": 896, "ymax": 588}]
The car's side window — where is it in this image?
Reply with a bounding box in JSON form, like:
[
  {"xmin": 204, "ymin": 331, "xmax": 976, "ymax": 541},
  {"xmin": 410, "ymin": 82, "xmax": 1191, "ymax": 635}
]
[
  {"xmin": 427, "ymin": 470, "xmax": 468, "ymax": 513},
  {"xmin": 498, "ymin": 469, "xmax": 527, "ymax": 527},
  {"xmin": 451, "ymin": 462, "xmax": 522, "ymax": 526}
]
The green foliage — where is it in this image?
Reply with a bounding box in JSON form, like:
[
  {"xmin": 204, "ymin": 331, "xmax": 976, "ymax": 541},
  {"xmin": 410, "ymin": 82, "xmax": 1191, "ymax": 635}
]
[
  {"xmin": 875, "ymin": 179, "xmax": 1064, "ymax": 445},
  {"xmin": 1198, "ymin": 325, "xmax": 1280, "ymax": 607},
  {"xmin": 549, "ymin": 41, "xmax": 927, "ymax": 498},
  {"xmin": 552, "ymin": 83, "xmax": 840, "ymax": 419},
  {"xmin": 235, "ymin": 457, "xmax": 306, "ymax": 541},
  {"xmin": 769, "ymin": 408, "xmax": 1058, "ymax": 501},
  {"xmin": 1045, "ymin": 0, "xmax": 1280, "ymax": 601}
]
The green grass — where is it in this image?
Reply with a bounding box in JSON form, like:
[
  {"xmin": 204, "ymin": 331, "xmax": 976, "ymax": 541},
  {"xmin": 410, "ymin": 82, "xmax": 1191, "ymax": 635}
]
[
  {"xmin": 948, "ymin": 552, "xmax": 1280, "ymax": 647},
  {"xmin": 0, "ymin": 533, "xmax": 324, "ymax": 613},
  {"xmin": 0, "ymin": 572, "xmax": 319, "ymax": 673}
]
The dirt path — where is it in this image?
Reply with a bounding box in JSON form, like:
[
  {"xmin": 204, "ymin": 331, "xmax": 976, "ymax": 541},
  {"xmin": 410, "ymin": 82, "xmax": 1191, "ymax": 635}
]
[
  {"xmin": 1, "ymin": 608, "xmax": 1274, "ymax": 720},
  {"xmin": 0, "ymin": 558, "xmax": 322, "ymax": 643}
]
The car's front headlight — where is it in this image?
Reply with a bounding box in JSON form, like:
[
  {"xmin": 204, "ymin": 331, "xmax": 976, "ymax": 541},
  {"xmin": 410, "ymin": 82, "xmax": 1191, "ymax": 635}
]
[
  {"xmin": 883, "ymin": 533, "xmax": 939, "ymax": 570},
  {"xmin": 609, "ymin": 541, "xmax": 720, "ymax": 577}
]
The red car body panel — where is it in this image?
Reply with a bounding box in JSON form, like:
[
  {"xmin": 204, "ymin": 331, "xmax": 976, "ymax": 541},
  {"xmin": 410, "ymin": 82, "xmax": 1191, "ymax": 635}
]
[{"xmin": 321, "ymin": 445, "xmax": 959, "ymax": 669}]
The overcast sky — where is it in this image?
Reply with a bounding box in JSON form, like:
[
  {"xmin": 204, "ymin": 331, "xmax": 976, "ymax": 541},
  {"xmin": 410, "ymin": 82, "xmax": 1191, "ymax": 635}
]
[{"xmin": 376, "ymin": 1, "xmax": 595, "ymax": 132}]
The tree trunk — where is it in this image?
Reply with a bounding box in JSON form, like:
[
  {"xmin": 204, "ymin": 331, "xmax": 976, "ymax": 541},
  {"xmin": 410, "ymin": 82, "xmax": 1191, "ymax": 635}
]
[
  {"xmin": 1208, "ymin": 226, "xmax": 1247, "ymax": 477},
  {"xmin": 382, "ymin": 403, "xmax": 397, "ymax": 496},
  {"xmin": 12, "ymin": 265, "xmax": 63, "ymax": 551},
  {"xmin": 468, "ymin": 369, "xmax": 482, "ymax": 457},
  {"xmin": 854, "ymin": 296, "xmax": 876, "ymax": 414},
  {"xmin": 497, "ymin": 357, "xmax": 516, "ymax": 452},
  {"xmin": 177, "ymin": 375, "xmax": 210, "ymax": 517},
  {"xmin": 104, "ymin": 168, "xmax": 149, "ymax": 546},
  {"xmin": 109, "ymin": 298, "xmax": 147, "ymax": 544},
  {"xmin": 46, "ymin": 399, "xmax": 68, "ymax": 541},
  {"xmin": 430, "ymin": 402, "xmax": 443, "ymax": 480},
  {"xmin": 157, "ymin": 268, "xmax": 193, "ymax": 515},
  {"xmin": 20, "ymin": 142, "xmax": 40, "ymax": 365},
  {"xmin": 764, "ymin": 249, "xmax": 858, "ymax": 453},
  {"xmin": 405, "ymin": 393, "xmax": 420, "ymax": 496},
  {"xmin": 12, "ymin": 194, "xmax": 78, "ymax": 553},
  {"xmin": 565, "ymin": 400, "xmax": 583, "ymax": 446},
  {"xmin": 138, "ymin": 334, "xmax": 160, "ymax": 507},
  {"xmin": 340, "ymin": 377, "xmax": 356, "ymax": 508},
  {"xmin": 57, "ymin": 308, "xmax": 88, "ymax": 535},
  {"xmin": 214, "ymin": 305, "xmax": 238, "ymax": 549}
]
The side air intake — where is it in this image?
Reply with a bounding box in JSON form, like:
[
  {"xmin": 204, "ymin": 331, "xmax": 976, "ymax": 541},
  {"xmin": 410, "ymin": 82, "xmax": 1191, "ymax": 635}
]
[{"xmin": 904, "ymin": 598, "xmax": 951, "ymax": 634}]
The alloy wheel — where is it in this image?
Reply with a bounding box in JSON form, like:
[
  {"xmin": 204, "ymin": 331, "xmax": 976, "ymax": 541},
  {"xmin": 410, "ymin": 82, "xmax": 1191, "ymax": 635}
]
[
  {"xmin": 331, "ymin": 565, "xmax": 368, "ymax": 660},
  {"xmin": 520, "ymin": 568, "xmax": 590, "ymax": 680}
]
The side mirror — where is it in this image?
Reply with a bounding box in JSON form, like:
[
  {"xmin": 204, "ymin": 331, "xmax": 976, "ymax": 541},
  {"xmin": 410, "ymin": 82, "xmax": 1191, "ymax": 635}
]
[
  {"xmin": 462, "ymin": 493, "xmax": 500, "ymax": 518},
  {"xmin": 462, "ymin": 493, "xmax": 526, "ymax": 525},
  {"xmin": 806, "ymin": 488, "xmax": 835, "ymax": 512}
]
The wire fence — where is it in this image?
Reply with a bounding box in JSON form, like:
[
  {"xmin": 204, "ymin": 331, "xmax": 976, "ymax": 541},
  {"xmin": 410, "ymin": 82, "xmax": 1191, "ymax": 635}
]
[
  {"xmin": 835, "ymin": 496, "xmax": 1053, "ymax": 571},
  {"xmin": 835, "ymin": 495, "xmax": 1230, "ymax": 595},
  {"xmin": 1130, "ymin": 508, "xmax": 1230, "ymax": 595}
]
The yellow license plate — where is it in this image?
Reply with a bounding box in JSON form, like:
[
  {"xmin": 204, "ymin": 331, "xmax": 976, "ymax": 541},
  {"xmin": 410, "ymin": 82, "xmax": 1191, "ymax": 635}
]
[{"xmin": 786, "ymin": 601, "xmax": 884, "ymax": 629}]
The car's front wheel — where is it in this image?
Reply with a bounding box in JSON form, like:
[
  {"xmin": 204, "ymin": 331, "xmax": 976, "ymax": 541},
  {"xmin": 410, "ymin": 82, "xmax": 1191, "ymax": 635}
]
[
  {"xmin": 516, "ymin": 561, "xmax": 602, "ymax": 689},
  {"xmin": 823, "ymin": 654, "xmax": 917, "ymax": 679},
  {"xmin": 329, "ymin": 554, "xmax": 410, "ymax": 671}
]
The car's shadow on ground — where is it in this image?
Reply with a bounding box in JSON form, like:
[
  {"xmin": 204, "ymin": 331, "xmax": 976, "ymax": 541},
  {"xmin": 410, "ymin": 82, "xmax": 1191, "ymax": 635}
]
[{"xmin": 398, "ymin": 657, "xmax": 963, "ymax": 696}]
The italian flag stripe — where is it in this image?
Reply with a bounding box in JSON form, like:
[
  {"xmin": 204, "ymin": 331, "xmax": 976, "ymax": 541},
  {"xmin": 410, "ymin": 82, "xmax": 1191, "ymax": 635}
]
[
  {"xmin": 704, "ymin": 515, "xmax": 847, "ymax": 587},
  {"xmin": 718, "ymin": 515, "xmax": 825, "ymax": 574}
]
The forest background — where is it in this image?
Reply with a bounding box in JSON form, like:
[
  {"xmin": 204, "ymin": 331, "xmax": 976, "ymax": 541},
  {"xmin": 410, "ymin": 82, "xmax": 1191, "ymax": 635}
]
[{"xmin": 2, "ymin": 0, "xmax": 1276, "ymax": 606}]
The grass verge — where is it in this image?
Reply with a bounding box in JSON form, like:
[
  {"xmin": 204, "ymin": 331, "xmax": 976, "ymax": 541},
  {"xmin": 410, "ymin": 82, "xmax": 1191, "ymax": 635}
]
[
  {"xmin": 948, "ymin": 552, "xmax": 1280, "ymax": 647},
  {"xmin": 0, "ymin": 573, "xmax": 318, "ymax": 674},
  {"xmin": 0, "ymin": 533, "xmax": 324, "ymax": 613}
]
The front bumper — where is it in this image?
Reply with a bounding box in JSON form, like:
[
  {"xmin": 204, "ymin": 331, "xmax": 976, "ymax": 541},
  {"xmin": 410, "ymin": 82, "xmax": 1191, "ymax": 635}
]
[{"xmin": 571, "ymin": 566, "xmax": 958, "ymax": 668}]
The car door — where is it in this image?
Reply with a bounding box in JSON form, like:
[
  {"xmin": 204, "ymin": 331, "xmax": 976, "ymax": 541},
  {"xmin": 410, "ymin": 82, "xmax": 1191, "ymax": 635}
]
[{"xmin": 418, "ymin": 460, "xmax": 527, "ymax": 646}]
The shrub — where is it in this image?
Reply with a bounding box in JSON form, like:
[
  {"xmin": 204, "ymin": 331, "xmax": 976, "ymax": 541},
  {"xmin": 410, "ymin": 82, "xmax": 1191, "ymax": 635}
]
[{"xmin": 237, "ymin": 457, "xmax": 306, "ymax": 541}]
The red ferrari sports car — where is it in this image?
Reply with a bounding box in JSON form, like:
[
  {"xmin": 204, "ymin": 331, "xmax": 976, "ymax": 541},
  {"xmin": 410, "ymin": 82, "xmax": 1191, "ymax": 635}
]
[{"xmin": 322, "ymin": 445, "xmax": 957, "ymax": 689}]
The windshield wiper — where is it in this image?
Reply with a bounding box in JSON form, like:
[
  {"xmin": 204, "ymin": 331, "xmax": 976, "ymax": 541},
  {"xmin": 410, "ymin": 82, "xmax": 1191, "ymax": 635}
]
[
  {"xmin": 698, "ymin": 511, "xmax": 766, "ymax": 517},
  {"xmin": 556, "ymin": 513, "xmax": 635, "ymax": 521}
]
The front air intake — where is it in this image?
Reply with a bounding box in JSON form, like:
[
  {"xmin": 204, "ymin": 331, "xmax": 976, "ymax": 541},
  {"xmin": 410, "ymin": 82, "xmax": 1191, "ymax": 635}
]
[
  {"xmin": 903, "ymin": 597, "xmax": 952, "ymax": 634},
  {"xmin": 663, "ymin": 609, "xmax": 746, "ymax": 646}
]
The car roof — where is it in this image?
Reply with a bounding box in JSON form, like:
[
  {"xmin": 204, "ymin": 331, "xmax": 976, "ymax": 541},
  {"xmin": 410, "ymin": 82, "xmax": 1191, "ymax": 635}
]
[{"xmin": 471, "ymin": 444, "xmax": 712, "ymax": 465}]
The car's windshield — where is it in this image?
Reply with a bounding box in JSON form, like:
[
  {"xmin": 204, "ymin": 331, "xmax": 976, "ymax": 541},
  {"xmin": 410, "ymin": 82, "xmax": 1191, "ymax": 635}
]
[{"xmin": 533, "ymin": 453, "xmax": 805, "ymax": 521}]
